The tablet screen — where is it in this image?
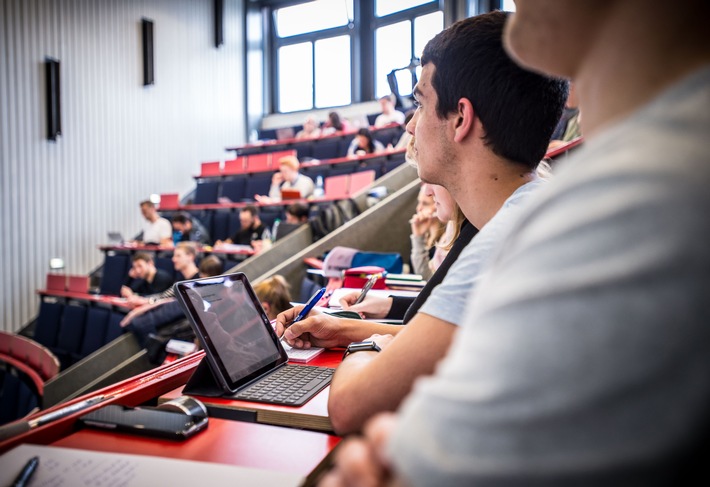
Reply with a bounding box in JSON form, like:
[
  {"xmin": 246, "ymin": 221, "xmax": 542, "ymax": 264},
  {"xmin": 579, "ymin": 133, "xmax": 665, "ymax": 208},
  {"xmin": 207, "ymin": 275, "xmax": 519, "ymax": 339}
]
[{"xmin": 176, "ymin": 274, "xmax": 286, "ymax": 390}]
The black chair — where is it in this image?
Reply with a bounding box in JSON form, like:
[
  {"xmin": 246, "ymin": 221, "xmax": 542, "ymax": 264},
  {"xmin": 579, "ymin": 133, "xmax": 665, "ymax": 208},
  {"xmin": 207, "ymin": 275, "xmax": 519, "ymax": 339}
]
[
  {"xmin": 104, "ymin": 311, "xmax": 126, "ymax": 344},
  {"xmin": 296, "ymin": 142, "xmax": 313, "ymax": 160},
  {"xmin": 301, "ymin": 165, "xmax": 330, "ymax": 182},
  {"xmin": 227, "ymin": 212, "xmax": 241, "ymax": 239},
  {"xmin": 211, "ymin": 211, "xmax": 231, "ymax": 242},
  {"xmin": 0, "ymin": 368, "xmax": 39, "ymax": 425},
  {"xmin": 80, "ymin": 307, "xmax": 110, "ymax": 358},
  {"xmin": 312, "ymin": 139, "xmax": 340, "ymax": 160},
  {"xmin": 99, "ymin": 254, "xmax": 130, "ymax": 296},
  {"xmin": 55, "ymin": 304, "xmax": 87, "ymax": 368},
  {"xmin": 358, "ymin": 156, "xmax": 387, "ymax": 178},
  {"xmin": 244, "ymin": 174, "xmax": 272, "ymax": 200},
  {"xmin": 33, "ymin": 301, "xmax": 64, "ymax": 349},
  {"xmin": 328, "ymin": 162, "xmax": 359, "ymax": 177},
  {"xmin": 221, "ymin": 178, "xmax": 247, "ymax": 203},
  {"xmin": 193, "ymin": 181, "xmax": 220, "ymax": 204}
]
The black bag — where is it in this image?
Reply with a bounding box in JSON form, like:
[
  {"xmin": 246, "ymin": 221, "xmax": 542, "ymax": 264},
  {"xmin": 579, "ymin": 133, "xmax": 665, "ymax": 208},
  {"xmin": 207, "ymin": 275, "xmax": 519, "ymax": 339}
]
[{"xmin": 309, "ymin": 198, "xmax": 360, "ymax": 240}]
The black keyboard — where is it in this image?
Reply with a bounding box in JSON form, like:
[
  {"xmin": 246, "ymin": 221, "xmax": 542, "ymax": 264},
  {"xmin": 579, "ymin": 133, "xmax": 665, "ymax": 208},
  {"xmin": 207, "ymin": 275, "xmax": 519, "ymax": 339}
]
[{"xmin": 233, "ymin": 365, "xmax": 334, "ymax": 406}]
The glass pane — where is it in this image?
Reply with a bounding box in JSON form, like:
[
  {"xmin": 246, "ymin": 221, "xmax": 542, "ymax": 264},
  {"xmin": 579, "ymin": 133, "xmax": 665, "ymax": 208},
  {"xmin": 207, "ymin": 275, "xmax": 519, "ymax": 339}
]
[
  {"xmin": 376, "ymin": 0, "xmax": 433, "ymax": 17},
  {"xmin": 278, "ymin": 42, "xmax": 313, "ymax": 112},
  {"xmin": 413, "ymin": 11, "xmax": 443, "ymax": 58},
  {"xmin": 502, "ymin": 0, "xmax": 516, "ymax": 12},
  {"xmin": 375, "ymin": 20, "xmax": 411, "ymax": 99},
  {"xmin": 315, "ymin": 35, "xmax": 352, "ymax": 108},
  {"xmin": 276, "ymin": 0, "xmax": 354, "ymax": 38}
]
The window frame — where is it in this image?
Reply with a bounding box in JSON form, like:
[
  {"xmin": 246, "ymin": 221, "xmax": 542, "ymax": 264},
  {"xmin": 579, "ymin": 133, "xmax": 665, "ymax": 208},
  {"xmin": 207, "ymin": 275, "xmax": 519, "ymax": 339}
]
[{"xmin": 266, "ymin": 0, "xmax": 444, "ymax": 114}]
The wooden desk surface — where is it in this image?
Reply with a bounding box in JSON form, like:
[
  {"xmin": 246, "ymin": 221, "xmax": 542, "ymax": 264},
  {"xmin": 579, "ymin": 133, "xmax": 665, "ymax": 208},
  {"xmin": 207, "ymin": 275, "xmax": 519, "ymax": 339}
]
[
  {"xmin": 160, "ymin": 350, "xmax": 343, "ymax": 433},
  {"xmin": 53, "ymin": 417, "xmax": 340, "ymax": 478}
]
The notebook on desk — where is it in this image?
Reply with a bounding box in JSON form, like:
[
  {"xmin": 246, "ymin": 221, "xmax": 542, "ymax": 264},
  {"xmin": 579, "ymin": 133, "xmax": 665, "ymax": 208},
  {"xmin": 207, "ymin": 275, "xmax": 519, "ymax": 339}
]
[{"xmin": 174, "ymin": 273, "xmax": 333, "ymax": 407}]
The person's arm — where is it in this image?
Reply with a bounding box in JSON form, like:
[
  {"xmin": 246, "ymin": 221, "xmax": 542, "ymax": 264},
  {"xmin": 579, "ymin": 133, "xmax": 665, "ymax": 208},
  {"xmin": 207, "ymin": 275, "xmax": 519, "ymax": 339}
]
[
  {"xmin": 267, "ymin": 172, "xmax": 283, "ymax": 200},
  {"xmin": 274, "ymin": 307, "xmax": 404, "ymax": 349},
  {"xmin": 339, "ymin": 292, "xmax": 394, "ymax": 320},
  {"xmin": 328, "ymin": 312, "xmax": 456, "ymax": 435},
  {"xmin": 410, "ymin": 233, "xmax": 434, "ymax": 280}
]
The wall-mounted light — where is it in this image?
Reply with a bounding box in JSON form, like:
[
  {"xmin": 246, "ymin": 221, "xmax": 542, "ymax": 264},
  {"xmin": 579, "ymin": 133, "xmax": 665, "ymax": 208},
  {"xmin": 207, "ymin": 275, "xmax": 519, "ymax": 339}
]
[{"xmin": 49, "ymin": 258, "xmax": 65, "ymax": 271}]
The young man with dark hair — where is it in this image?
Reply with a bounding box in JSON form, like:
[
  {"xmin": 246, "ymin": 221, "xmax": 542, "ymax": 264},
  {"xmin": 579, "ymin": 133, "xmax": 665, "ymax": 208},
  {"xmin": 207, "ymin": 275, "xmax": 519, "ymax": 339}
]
[
  {"xmin": 324, "ymin": 1, "xmax": 710, "ymax": 485},
  {"xmin": 276, "ymin": 11, "xmax": 567, "ymax": 435},
  {"xmin": 171, "ymin": 213, "xmax": 210, "ymax": 245},
  {"xmin": 215, "ymin": 205, "xmax": 266, "ymax": 246},
  {"xmin": 120, "ymin": 252, "xmax": 172, "ymax": 298}
]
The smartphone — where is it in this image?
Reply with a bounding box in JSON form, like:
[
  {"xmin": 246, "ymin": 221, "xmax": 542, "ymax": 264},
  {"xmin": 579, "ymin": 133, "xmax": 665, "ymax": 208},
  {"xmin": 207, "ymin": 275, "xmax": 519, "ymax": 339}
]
[{"xmin": 79, "ymin": 405, "xmax": 208, "ymax": 441}]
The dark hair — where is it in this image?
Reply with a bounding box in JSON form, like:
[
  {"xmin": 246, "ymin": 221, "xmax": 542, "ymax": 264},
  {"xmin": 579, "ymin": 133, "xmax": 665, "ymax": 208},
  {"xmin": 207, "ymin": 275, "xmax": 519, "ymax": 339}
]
[
  {"xmin": 421, "ymin": 11, "xmax": 568, "ymax": 168},
  {"xmin": 132, "ymin": 252, "xmax": 153, "ymax": 263},
  {"xmin": 241, "ymin": 205, "xmax": 259, "ymax": 218},
  {"xmin": 328, "ymin": 111, "xmax": 343, "ymax": 131},
  {"xmin": 356, "ymin": 128, "xmax": 375, "ymax": 153},
  {"xmin": 171, "ymin": 213, "xmax": 190, "ymax": 224},
  {"xmin": 198, "ymin": 255, "xmax": 223, "ymax": 277},
  {"xmin": 287, "ymin": 203, "xmax": 309, "ymax": 221}
]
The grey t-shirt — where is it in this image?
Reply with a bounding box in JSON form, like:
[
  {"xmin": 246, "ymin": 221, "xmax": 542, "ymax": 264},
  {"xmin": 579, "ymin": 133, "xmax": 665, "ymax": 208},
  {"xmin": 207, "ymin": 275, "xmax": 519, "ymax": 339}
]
[
  {"xmin": 389, "ymin": 67, "xmax": 710, "ymax": 486},
  {"xmin": 418, "ymin": 179, "xmax": 544, "ymax": 326}
]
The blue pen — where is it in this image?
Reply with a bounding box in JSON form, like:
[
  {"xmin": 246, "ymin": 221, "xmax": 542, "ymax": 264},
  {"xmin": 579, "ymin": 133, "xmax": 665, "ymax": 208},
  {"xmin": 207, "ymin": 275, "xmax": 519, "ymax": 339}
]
[{"xmin": 281, "ymin": 287, "xmax": 326, "ymax": 340}]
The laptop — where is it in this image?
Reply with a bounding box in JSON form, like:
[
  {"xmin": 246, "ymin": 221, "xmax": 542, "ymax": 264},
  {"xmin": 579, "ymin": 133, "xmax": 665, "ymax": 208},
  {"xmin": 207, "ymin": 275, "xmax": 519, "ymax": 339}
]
[
  {"xmin": 107, "ymin": 231, "xmax": 124, "ymax": 244},
  {"xmin": 174, "ymin": 273, "xmax": 333, "ymax": 406},
  {"xmin": 280, "ymin": 188, "xmax": 302, "ymax": 200}
]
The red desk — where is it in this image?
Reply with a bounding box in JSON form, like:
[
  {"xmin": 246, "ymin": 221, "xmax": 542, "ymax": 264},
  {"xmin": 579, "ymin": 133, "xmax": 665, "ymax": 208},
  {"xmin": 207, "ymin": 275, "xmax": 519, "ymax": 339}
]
[
  {"xmin": 99, "ymin": 243, "xmax": 255, "ymax": 258},
  {"xmin": 37, "ymin": 289, "xmax": 133, "ymax": 310},
  {"xmin": 53, "ymin": 417, "xmax": 340, "ymax": 481},
  {"xmin": 160, "ymin": 350, "xmax": 343, "ymax": 433}
]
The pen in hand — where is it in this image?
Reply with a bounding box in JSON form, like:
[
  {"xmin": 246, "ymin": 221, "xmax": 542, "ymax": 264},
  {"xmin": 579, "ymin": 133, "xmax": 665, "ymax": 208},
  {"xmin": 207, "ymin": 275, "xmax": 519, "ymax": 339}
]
[
  {"xmin": 280, "ymin": 287, "xmax": 326, "ymax": 341},
  {"xmin": 354, "ymin": 273, "xmax": 381, "ymax": 305},
  {"xmin": 12, "ymin": 456, "xmax": 39, "ymax": 487}
]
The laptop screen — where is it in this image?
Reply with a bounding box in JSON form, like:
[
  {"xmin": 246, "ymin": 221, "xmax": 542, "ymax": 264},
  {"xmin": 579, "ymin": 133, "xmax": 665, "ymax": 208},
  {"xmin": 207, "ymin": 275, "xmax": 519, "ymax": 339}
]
[{"xmin": 175, "ymin": 274, "xmax": 287, "ymax": 391}]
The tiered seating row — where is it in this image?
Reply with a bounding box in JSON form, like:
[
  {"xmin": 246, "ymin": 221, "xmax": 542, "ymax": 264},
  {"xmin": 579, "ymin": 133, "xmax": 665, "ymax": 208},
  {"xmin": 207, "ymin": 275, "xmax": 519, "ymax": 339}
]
[
  {"xmin": 172, "ymin": 149, "xmax": 407, "ymax": 207},
  {"xmin": 229, "ymin": 124, "xmax": 403, "ymax": 159}
]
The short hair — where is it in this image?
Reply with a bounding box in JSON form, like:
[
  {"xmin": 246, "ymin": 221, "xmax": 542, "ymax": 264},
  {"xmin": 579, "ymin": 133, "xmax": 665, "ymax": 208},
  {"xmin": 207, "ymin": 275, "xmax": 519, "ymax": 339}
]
[
  {"xmin": 379, "ymin": 94, "xmax": 395, "ymax": 104},
  {"xmin": 278, "ymin": 155, "xmax": 300, "ymax": 171},
  {"xmin": 132, "ymin": 252, "xmax": 153, "ymax": 264},
  {"xmin": 175, "ymin": 242, "xmax": 197, "ymax": 258},
  {"xmin": 286, "ymin": 203, "xmax": 309, "ymax": 220},
  {"xmin": 241, "ymin": 205, "xmax": 259, "ymax": 218},
  {"xmin": 139, "ymin": 200, "xmax": 154, "ymax": 208},
  {"xmin": 253, "ymin": 275, "xmax": 292, "ymax": 318},
  {"xmin": 421, "ymin": 11, "xmax": 568, "ymax": 169},
  {"xmin": 171, "ymin": 213, "xmax": 191, "ymax": 224},
  {"xmin": 198, "ymin": 255, "xmax": 223, "ymax": 277}
]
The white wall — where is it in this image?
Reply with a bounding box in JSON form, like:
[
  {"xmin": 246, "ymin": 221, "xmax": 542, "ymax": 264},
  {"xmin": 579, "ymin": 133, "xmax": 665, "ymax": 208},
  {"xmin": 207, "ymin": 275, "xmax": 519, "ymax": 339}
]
[{"xmin": 0, "ymin": 0, "xmax": 246, "ymax": 332}]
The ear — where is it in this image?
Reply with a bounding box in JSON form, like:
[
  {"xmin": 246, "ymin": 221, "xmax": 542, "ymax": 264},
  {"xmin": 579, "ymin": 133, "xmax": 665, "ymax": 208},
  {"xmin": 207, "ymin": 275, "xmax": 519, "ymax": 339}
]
[
  {"xmin": 261, "ymin": 302, "xmax": 271, "ymax": 315},
  {"xmin": 452, "ymin": 97, "xmax": 475, "ymax": 143}
]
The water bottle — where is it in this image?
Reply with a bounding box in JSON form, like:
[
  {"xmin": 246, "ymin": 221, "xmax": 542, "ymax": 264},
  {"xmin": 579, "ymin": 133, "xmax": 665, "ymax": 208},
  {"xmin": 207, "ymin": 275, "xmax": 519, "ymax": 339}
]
[
  {"xmin": 314, "ymin": 175, "xmax": 324, "ymax": 198},
  {"xmin": 261, "ymin": 227, "xmax": 271, "ymax": 242},
  {"xmin": 271, "ymin": 218, "xmax": 281, "ymax": 242}
]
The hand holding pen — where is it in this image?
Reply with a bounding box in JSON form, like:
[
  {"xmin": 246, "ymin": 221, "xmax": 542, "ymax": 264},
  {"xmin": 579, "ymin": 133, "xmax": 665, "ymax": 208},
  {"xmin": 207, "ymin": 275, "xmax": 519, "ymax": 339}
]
[
  {"xmin": 280, "ymin": 287, "xmax": 326, "ymax": 341},
  {"xmin": 354, "ymin": 273, "xmax": 381, "ymax": 305}
]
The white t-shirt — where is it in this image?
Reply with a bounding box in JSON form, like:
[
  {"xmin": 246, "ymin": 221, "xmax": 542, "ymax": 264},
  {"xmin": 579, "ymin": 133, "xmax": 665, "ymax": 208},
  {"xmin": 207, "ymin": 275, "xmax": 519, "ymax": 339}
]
[
  {"xmin": 142, "ymin": 217, "xmax": 172, "ymax": 244},
  {"xmin": 374, "ymin": 110, "xmax": 405, "ymax": 127},
  {"xmin": 389, "ymin": 66, "xmax": 710, "ymax": 486}
]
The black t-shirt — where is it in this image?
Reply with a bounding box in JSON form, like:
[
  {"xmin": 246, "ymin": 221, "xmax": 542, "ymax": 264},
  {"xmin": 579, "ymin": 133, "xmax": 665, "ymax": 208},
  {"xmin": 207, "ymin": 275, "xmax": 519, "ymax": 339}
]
[
  {"xmin": 127, "ymin": 268, "xmax": 174, "ymax": 296},
  {"xmin": 229, "ymin": 224, "xmax": 265, "ymax": 245}
]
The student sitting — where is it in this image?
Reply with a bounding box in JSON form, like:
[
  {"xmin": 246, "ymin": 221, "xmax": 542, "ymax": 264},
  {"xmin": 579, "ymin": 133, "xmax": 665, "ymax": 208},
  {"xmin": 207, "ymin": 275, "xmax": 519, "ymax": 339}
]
[
  {"xmin": 214, "ymin": 205, "xmax": 266, "ymax": 247},
  {"xmin": 254, "ymin": 156, "xmax": 314, "ymax": 203},
  {"xmin": 254, "ymin": 275, "xmax": 293, "ymax": 320},
  {"xmin": 120, "ymin": 252, "xmax": 173, "ymax": 298},
  {"xmin": 275, "ymin": 11, "xmax": 567, "ymax": 435},
  {"xmin": 347, "ymin": 128, "xmax": 385, "ymax": 156},
  {"xmin": 171, "ymin": 213, "xmax": 210, "ymax": 245}
]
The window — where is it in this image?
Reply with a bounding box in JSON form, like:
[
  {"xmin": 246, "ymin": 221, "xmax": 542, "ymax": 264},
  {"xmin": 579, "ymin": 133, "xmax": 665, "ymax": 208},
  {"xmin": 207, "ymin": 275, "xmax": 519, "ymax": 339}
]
[
  {"xmin": 268, "ymin": 1, "xmax": 443, "ymax": 113},
  {"xmin": 376, "ymin": 0, "xmax": 432, "ymax": 17},
  {"xmin": 278, "ymin": 43, "xmax": 313, "ymax": 113},
  {"xmin": 275, "ymin": 0, "xmax": 354, "ymax": 37},
  {"xmin": 314, "ymin": 36, "xmax": 352, "ymax": 108},
  {"xmin": 502, "ymin": 0, "xmax": 516, "ymax": 12},
  {"xmin": 273, "ymin": 0, "xmax": 354, "ymax": 113},
  {"xmin": 374, "ymin": 8, "xmax": 443, "ymax": 98}
]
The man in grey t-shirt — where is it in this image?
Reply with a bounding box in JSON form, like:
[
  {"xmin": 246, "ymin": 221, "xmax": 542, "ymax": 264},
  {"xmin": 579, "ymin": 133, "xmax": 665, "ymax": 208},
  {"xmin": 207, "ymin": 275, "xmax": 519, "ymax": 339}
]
[{"xmin": 322, "ymin": 2, "xmax": 710, "ymax": 486}]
